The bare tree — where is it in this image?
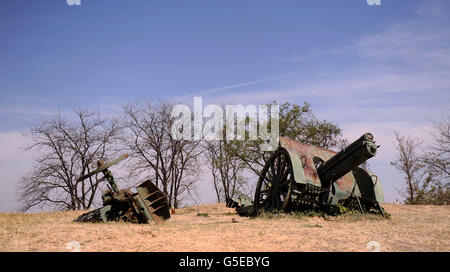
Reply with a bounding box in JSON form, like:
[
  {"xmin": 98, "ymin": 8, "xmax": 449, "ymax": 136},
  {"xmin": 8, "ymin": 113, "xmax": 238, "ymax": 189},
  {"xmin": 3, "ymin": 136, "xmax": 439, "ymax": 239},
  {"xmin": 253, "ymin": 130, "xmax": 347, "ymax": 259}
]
[
  {"xmin": 123, "ymin": 101, "xmax": 203, "ymax": 208},
  {"xmin": 17, "ymin": 110, "xmax": 123, "ymax": 211},
  {"xmin": 423, "ymin": 112, "xmax": 450, "ymax": 179},
  {"xmin": 420, "ymin": 112, "xmax": 450, "ymax": 204},
  {"xmin": 391, "ymin": 112, "xmax": 450, "ymax": 205},
  {"xmin": 205, "ymin": 138, "xmax": 247, "ymax": 203},
  {"xmin": 390, "ymin": 131, "xmax": 426, "ymax": 204}
]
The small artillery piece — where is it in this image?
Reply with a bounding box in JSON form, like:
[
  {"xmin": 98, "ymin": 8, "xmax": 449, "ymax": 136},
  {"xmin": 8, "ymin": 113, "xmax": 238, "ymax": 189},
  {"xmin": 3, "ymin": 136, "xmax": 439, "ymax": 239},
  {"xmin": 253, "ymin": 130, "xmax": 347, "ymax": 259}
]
[
  {"xmin": 75, "ymin": 154, "xmax": 171, "ymax": 224},
  {"xmin": 228, "ymin": 133, "xmax": 386, "ymax": 216}
]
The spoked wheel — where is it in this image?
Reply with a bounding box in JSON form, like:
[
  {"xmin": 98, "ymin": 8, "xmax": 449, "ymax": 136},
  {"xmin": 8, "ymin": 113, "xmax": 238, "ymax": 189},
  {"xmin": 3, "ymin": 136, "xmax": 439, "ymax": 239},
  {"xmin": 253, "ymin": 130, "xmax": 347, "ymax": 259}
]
[{"xmin": 254, "ymin": 148, "xmax": 294, "ymax": 214}]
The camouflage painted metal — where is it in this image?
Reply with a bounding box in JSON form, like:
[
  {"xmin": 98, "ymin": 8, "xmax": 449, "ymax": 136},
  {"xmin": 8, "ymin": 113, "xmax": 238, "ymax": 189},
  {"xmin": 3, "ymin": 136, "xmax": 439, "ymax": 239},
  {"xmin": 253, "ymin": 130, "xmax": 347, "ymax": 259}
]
[
  {"xmin": 226, "ymin": 194, "xmax": 255, "ymax": 216},
  {"xmin": 75, "ymin": 154, "xmax": 170, "ymax": 224},
  {"xmin": 252, "ymin": 133, "xmax": 386, "ymax": 216}
]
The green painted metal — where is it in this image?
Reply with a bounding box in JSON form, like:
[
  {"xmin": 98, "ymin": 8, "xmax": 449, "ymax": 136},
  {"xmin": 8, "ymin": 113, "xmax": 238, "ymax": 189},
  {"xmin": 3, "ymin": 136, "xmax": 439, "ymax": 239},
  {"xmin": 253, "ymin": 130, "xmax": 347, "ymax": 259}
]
[
  {"xmin": 77, "ymin": 154, "xmax": 128, "ymax": 182},
  {"xmin": 248, "ymin": 133, "xmax": 386, "ymax": 216},
  {"xmin": 316, "ymin": 133, "xmax": 377, "ymax": 184},
  {"xmin": 368, "ymin": 171, "xmax": 385, "ymax": 203},
  {"xmin": 134, "ymin": 194, "xmax": 153, "ymax": 223},
  {"xmin": 99, "ymin": 205, "xmax": 112, "ymax": 223},
  {"xmin": 226, "ymin": 194, "xmax": 255, "ymax": 216},
  {"xmin": 134, "ymin": 180, "xmax": 171, "ymax": 224},
  {"xmin": 278, "ymin": 133, "xmax": 383, "ymax": 203},
  {"xmin": 75, "ymin": 154, "xmax": 171, "ymax": 224}
]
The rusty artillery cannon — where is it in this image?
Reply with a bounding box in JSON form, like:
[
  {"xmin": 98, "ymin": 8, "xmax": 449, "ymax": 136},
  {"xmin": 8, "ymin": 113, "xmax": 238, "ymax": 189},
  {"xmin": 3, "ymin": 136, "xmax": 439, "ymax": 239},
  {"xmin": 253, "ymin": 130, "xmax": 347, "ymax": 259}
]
[
  {"xmin": 75, "ymin": 154, "xmax": 171, "ymax": 224},
  {"xmin": 229, "ymin": 133, "xmax": 385, "ymax": 216}
]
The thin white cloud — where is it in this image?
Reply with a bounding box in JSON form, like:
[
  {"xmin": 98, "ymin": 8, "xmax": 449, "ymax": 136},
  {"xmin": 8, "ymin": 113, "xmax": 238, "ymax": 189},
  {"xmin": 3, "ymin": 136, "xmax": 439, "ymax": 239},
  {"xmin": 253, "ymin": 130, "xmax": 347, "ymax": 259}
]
[
  {"xmin": 0, "ymin": 107, "xmax": 56, "ymax": 117},
  {"xmin": 341, "ymin": 121, "xmax": 432, "ymax": 161},
  {"xmin": 185, "ymin": 75, "xmax": 287, "ymax": 97},
  {"xmin": 205, "ymin": 9, "xmax": 450, "ymax": 107},
  {"xmin": 271, "ymin": 46, "xmax": 352, "ymax": 63},
  {"xmin": 207, "ymin": 69, "xmax": 450, "ymax": 108},
  {"xmin": 416, "ymin": 0, "xmax": 450, "ymax": 19},
  {"xmin": 182, "ymin": 7, "xmax": 450, "ymax": 203},
  {"xmin": 355, "ymin": 22, "xmax": 450, "ymax": 66}
]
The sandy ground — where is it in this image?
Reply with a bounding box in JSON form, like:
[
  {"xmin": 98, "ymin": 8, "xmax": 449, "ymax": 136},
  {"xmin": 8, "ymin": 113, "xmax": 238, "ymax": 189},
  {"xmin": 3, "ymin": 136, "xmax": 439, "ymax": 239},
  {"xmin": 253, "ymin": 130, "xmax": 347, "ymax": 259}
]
[{"xmin": 0, "ymin": 203, "xmax": 449, "ymax": 252}]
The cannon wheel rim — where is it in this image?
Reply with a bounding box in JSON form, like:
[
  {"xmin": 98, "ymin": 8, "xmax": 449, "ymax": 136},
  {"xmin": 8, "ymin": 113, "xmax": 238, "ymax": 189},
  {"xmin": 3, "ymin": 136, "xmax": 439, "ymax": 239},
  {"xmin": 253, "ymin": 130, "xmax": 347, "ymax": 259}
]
[{"xmin": 254, "ymin": 148, "xmax": 294, "ymax": 214}]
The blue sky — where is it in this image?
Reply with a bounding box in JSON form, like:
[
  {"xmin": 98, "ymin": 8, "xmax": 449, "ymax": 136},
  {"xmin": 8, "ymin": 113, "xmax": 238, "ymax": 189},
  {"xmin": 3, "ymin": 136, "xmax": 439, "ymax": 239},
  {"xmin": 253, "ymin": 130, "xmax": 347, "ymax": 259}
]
[{"xmin": 1, "ymin": 0, "xmax": 449, "ymax": 211}]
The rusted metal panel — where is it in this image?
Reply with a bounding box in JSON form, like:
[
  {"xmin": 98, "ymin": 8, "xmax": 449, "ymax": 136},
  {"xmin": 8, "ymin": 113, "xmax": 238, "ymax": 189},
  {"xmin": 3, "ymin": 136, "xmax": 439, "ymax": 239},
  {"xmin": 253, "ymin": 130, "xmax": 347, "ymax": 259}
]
[
  {"xmin": 279, "ymin": 135, "xmax": 379, "ymax": 203},
  {"xmin": 279, "ymin": 137, "xmax": 321, "ymax": 187},
  {"xmin": 280, "ymin": 136, "xmax": 356, "ymax": 198}
]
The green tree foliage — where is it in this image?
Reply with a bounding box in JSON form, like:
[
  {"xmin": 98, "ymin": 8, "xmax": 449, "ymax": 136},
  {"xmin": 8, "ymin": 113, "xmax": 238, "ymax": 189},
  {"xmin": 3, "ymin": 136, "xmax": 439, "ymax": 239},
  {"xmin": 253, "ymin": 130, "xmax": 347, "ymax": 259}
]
[
  {"xmin": 278, "ymin": 102, "xmax": 342, "ymax": 149},
  {"xmin": 229, "ymin": 101, "xmax": 343, "ymax": 177}
]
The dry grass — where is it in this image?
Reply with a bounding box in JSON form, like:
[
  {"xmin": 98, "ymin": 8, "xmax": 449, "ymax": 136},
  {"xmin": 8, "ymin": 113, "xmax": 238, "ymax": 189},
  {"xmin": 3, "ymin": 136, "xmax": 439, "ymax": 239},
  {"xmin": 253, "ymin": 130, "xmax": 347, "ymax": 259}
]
[{"xmin": 0, "ymin": 203, "xmax": 449, "ymax": 252}]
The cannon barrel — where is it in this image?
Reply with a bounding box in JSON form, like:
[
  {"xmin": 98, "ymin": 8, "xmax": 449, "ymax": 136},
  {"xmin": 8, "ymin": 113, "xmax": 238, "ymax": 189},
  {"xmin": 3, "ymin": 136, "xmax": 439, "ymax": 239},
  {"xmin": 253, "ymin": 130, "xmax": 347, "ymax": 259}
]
[{"xmin": 317, "ymin": 133, "xmax": 377, "ymax": 183}]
